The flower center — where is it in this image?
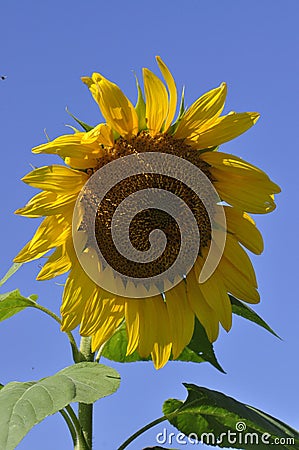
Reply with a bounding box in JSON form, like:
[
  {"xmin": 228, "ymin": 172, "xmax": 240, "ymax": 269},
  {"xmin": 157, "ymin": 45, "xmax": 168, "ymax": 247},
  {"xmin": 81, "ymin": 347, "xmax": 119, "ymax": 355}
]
[{"xmin": 88, "ymin": 132, "xmax": 214, "ymax": 280}]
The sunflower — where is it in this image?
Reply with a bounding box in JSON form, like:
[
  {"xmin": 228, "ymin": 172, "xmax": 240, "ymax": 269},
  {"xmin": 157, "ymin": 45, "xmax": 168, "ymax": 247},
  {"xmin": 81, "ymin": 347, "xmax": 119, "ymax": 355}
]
[{"xmin": 14, "ymin": 57, "xmax": 280, "ymax": 369}]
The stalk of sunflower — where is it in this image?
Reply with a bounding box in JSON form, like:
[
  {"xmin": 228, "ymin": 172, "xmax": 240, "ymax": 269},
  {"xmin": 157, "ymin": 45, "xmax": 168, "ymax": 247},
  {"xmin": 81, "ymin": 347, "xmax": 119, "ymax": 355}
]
[{"xmin": 14, "ymin": 57, "xmax": 280, "ymax": 369}]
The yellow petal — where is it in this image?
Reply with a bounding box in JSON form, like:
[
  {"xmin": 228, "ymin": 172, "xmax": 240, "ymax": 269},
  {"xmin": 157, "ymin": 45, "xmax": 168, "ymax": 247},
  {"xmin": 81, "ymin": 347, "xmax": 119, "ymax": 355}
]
[
  {"xmin": 135, "ymin": 298, "xmax": 157, "ymax": 358},
  {"xmin": 33, "ymin": 133, "xmax": 102, "ymax": 159},
  {"xmin": 81, "ymin": 123, "xmax": 114, "ymax": 147},
  {"xmin": 188, "ymin": 112, "xmax": 260, "ymax": 149},
  {"xmin": 175, "ymin": 83, "xmax": 227, "ymax": 139},
  {"xmin": 37, "ymin": 243, "xmax": 72, "ymax": 280},
  {"xmin": 223, "ymin": 234, "xmax": 257, "ymax": 287},
  {"xmin": 198, "ymin": 271, "xmax": 232, "ymax": 332},
  {"xmin": 150, "ymin": 296, "xmax": 172, "ymax": 369},
  {"xmin": 213, "ymin": 166, "xmax": 279, "ymax": 189},
  {"xmin": 186, "ymin": 268, "xmax": 219, "ymax": 342},
  {"xmin": 156, "ymin": 56, "xmax": 177, "ymax": 131},
  {"xmin": 218, "ymin": 256, "xmax": 260, "ymax": 304},
  {"xmin": 202, "ymin": 150, "xmax": 260, "ymax": 172},
  {"xmin": 224, "ymin": 206, "xmax": 264, "ymax": 254},
  {"xmin": 202, "ymin": 152, "xmax": 281, "ymax": 196},
  {"xmin": 126, "ymin": 295, "xmax": 172, "ymax": 368},
  {"xmin": 202, "ymin": 151, "xmax": 280, "ymax": 214},
  {"xmin": 151, "ymin": 342, "xmax": 172, "ymax": 370},
  {"xmin": 22, "ymin": 165, "xmax": 88, "ymax": 194},
  {"xmin": 214, "ymin": 179, "xmax": 277, "ymax": 214},
  {"xmin": 14, "ymin": 215, "xmax": 71, "ymax": 263},
  {"xmin": 81, "ymin": 73, "xmax": 103, "ymax": 105},
  {"xmin": 61, "ymin": 312, "xmax": 82, "ymax": 331},
  {"xmin": 165, "ymin": 281, "xmax": 194, "ymax": 359},
  {"xmin": 81, "ymin": 291, "xmax": 124, "ymax": 342},
  {"xmin": 61, "ymin": 260, "xmax": 96, "ymax": 330},
  {"xmin": 143, "ymin": 67, "xmax": 168, "ymax": 135},
  {"xmin": 14, "ymin": 241, "xmax": 46, "ymax": 263},
  {"xmin": 80, "ymin": 290, "xmax": 104, "ymax": 335},
  {"xmin": 91, "ymin": 302, "xmax": 125, "ymax": 352},
  {"xmin": 15, "ymin": 191, "xmax": 77, "ymax": 217},
  {"xmin": 125, "ymin": 300, "xmax": 140, "ymax": 355},
  {"xmin": 213, "ymin": 168, "xmax": 280, "ymax": 196},
  {"xmin": 82, "ymin": 73, "xmax": 138, "ymax": 137},
  {"xmin": 64, "ymin": 156, "xmax": 98, "ymax": 170}
]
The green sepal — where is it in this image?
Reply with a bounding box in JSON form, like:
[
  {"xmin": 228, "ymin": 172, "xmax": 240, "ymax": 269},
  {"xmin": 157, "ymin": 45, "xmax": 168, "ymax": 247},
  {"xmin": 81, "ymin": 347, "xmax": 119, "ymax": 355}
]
[
  {"xmin": 230, "ymin": 295, "xmax": 280, "ymax": 338},
  {"xmin": 65, "ymin": 107, "xmax": 93, "ymax": 132},
  {"xmin": 198, "ymin": 145, "xmax": 219, "ymax": 154},
  {"xmin": 168, "ymin": 86, "xmax": 185, "ymax": 134},
  {"xmin": 177, "ymin": 85, "xmax": 185, "ymax": 120},
  {"xmin": 0, "ymin": 263, "xmax": 23, "ymax": 287},
  {"xmin": 113, "ymin": 129, "xmax": 120, "ymax": 141},
  {"xmin": 163, "ymin": 384, "xmax": 299, "ymax": 449},
  {"xmin": 134, "ymin": 74, "xmax": 147, "ymax": 131},
  {"xmin": 102, "ymin": 317, "xmax": 224, "ymax": 372}
]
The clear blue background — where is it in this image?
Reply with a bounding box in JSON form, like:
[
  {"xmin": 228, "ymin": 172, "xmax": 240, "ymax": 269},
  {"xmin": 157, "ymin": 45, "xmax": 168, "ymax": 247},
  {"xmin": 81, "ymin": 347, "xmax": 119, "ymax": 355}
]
[{"xmin": 0, "ymin": 1, "xmax": 298, "ymax": 449}]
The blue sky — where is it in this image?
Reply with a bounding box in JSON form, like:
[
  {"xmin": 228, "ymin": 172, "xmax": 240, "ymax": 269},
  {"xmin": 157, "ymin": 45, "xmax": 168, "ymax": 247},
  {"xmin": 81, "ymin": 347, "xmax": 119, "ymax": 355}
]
[{"xmin": 1, "ymin": 1, "xmax": 298, "ymax": 449}]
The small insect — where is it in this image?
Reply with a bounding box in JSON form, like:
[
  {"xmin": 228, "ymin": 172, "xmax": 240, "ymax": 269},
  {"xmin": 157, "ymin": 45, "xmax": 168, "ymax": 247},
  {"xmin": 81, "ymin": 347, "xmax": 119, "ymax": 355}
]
[{"xmin": 0, "ymin": 75, "xmax": 7, "ymax": 80}]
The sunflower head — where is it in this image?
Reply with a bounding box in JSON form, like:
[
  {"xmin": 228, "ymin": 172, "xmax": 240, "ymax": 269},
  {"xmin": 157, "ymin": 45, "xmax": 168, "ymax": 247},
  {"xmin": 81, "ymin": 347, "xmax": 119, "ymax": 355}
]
[{"xmin": 15, "ymin": 57, "xmax": 280, "ymax": 369}]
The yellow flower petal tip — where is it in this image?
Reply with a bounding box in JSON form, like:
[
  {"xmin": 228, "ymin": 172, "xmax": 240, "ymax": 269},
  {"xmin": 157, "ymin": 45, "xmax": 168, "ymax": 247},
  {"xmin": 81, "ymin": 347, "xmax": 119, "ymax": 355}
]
[
  {"xmin": 81, "ymin": 76, "xmax": 93, "ymax": 87},
  {"xmin": 251, "ymin": 112, "xmax": 260, "ymax": 124},
  {"xmin": 15, "ymin": 57, "xmax": 280, "ymax": 368}
]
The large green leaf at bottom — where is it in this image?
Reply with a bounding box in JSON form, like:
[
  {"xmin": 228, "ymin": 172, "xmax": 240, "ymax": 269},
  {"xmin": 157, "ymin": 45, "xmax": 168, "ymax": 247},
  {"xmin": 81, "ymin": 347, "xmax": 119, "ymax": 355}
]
[
  {"xmin": 163, "ymin": 384, "xmax": 299, "ymax": 449},
  {"xmin": 102, "ymin": 318, "xmax": 224, "ymax": 372},
  {"xmin": 0, "ymin": 362, "xmax": 120, "ymax": 450}
]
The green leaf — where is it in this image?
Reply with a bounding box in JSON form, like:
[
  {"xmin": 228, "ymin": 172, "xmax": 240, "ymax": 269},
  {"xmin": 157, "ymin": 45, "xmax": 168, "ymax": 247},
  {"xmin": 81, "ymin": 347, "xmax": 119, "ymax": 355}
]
[
  {"xmin": 0, "ymin": 289, "xmax": 37, "ymax": 322},
  {"xmin": 0, "ymin": 263, "xmax": 23, "ymax": 287},
  {"xmin": 142, "ymin": 447, "xmax": 175, "ymax": 450},
  {"xmin": 163, "ymin": 384, "xmax": 299, "ymax": 449},
  {"xmin": 56, "ymin": 363, "xmax": 120, "ymax": 403},
  {"xmin": 177, "ymin": 318, "xmax": 225, "ymax": 373},
  {"xmin": 230, "ymin": 295, "xmax": 280, "ymax": 339},
  {"xmin": 163, "ymin": 399, "xmax": 183, "ymax": 415},
  {"xmin": 65, "ymin": 107, "xmax": 93, "ymax": 132},
  {"xmin": 102, "ymin": 323, "xmax": 149, "ymax": 363},
  {"xmin": 102, "ymin": 318, "xmax": 224, "ymax": 372},
  {"xmin": 0, "ymin": 362, "xmax": 120, "ymax": 450}
]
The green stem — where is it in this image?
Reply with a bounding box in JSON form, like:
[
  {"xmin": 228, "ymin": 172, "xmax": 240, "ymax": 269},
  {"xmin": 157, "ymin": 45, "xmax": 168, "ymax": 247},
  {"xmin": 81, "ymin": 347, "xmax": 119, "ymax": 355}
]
[
  {"xmin": 117, "ymin": 416, "xmax": 168, "ymax": 450},
  {"xmin": 94, "ymin": 342, "xmax": 105, "ymax": 363},
  {"xmin": 78, "ymin": 337, "xmax": 94, "ymax": 449},
  {"xmin": 31, "ymin": 303, "xmax": 81, "ymax": 362},
  {"xmin": 65, "ymin": 405, "xmax": 90, "ymax": 450},
  {"xmin": 59, "ymin": 408, "xmax": 77, "ymax": 446}
]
